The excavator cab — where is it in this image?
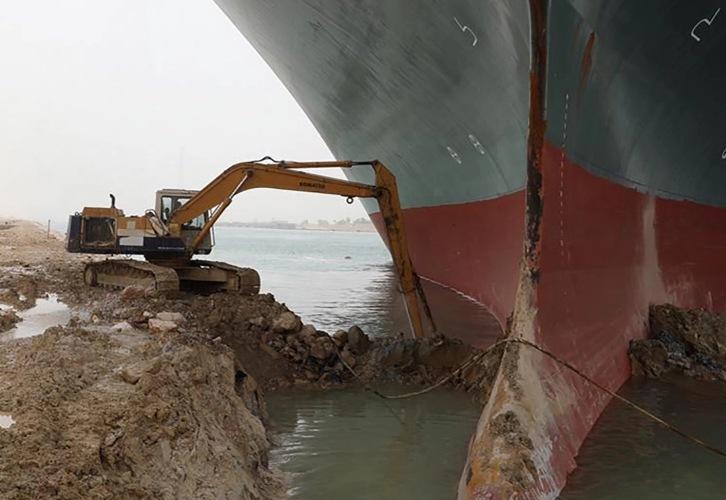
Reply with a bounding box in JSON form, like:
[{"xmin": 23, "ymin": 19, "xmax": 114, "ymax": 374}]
[{"xmin": 155, "ymin": 189, "xmax": 213, "ymax": 254}]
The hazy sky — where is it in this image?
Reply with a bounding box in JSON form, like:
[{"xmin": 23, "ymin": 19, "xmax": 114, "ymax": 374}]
[{"xmin": 0, "ymin": 0, "xmax": 367, "ymax": 225}]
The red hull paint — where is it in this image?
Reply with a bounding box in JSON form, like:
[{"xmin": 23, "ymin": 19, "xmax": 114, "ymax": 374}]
[
  {"xmin": 373, "ymin": 140, "xmax": 726, "ymax": 497},
  {"xmin": 371, "ymin": 190, "xmax": 525, "ymax": 329},
  {"xmin": 469, "ymin": 141, "xmax": 726, "ymax": 498},
  {"xmin": 519, "ymin": 140, "xmax": 665, "ymax": 495},
  {"xmin": 533, "ymin": 142, "xmax": 726, "ymax": 495},
  {"xmin": 657, "ymin": 197, "xmax": 726, "ymax": 311}
]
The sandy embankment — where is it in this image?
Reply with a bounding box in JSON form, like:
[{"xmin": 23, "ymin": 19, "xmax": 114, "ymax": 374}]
[
  {"xmin": 0, "ymin": 219, "xmax": 500, "ymax": 499},
  {"xmin": 0, "ymin": 219, "xmax": 283, "ymax": 499}
]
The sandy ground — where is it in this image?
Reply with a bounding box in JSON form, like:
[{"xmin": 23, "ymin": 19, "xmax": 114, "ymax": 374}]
[
  {"xmin": 0, "ymin": 220, "xmax": 284, "ymax": 499},
  {"xmin": 0, "ymin": 219, "xmax": 500, "ymax": 499},
  {"xmin": 0, "ymin": 219, "xmax": 69, "ymax": 266}
]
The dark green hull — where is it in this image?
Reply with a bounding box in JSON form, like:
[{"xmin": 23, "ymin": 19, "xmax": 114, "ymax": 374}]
[{"xmin": 213, "ymin": 1, "xmax": 726, "ymax": 497}]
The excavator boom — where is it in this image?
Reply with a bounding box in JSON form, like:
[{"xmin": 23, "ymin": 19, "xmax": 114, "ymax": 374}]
[
  {"xmin": 170, "ymin": 158, "xmax": 434, "ymax": 339},
  {"xmin": 66, "ymin": 158, "xmax": 434, "ymax": 339}
]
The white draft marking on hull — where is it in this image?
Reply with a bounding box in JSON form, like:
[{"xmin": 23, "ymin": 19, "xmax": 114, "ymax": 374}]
[
  {"xmin": 691, "ymin": 8, "xmax": 720, "ymax": 42},
  {"xmin": 446, "ymin": 146, "xmax": 461, "ymax": 165},
  {"xmin": 559, "ymin": 93, "xmax": 570, "ymax": 264},
  {"xmin": 453, "ymin": 17, "xmax": 478, "ymax": 47},
  {"xmin": 446, "ymin": 146, "xmax": 462, "ymax": 164},
  {"xmin": 468, "ymin": 134, "xmax": 486, "ymax": 155}
]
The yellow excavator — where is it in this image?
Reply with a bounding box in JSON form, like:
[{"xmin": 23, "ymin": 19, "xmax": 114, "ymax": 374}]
[{"xmin": 66, "ymin": 158, "xmax": 434, "ymax": 338}]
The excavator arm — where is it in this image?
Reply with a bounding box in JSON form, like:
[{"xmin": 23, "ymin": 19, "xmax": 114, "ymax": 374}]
[{"xmin": 169, "ymin": 158, "xmax": 435, "ymax": 339}]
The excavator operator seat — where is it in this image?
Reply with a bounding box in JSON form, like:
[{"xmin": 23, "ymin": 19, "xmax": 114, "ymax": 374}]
[{"xmin": 155, "ymin": 189, "xmax": 214, "ymax": 254}]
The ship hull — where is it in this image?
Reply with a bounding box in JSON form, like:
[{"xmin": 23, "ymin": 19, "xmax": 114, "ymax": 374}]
[
  {"xmin": 462, "ymin": 138, "xmax": 726, "ymax": 498},
  {"xmin": 213, "ymin": 0, "xmax": 726, "ymax": 496},
  {"xmin": 370, "ymin": 191, "xmax": 525, "ymax": 329}
]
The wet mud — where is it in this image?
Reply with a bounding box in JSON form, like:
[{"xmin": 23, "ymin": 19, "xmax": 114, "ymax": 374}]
[{"xmin": 630, "ymin": 304, "xmax": 726, "ymax": 382}]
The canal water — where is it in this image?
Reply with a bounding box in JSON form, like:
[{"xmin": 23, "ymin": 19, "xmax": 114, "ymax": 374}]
[
  {"xmin": 214, "ymin": 226, "xmax": 726, "ymax": 499},
  {"xmin": 213, "ymin": 226, "xmax": 501, "ymax": 347},
  {"xmin": 267, "ymin": 387, "xmax": 480, "ymax": 500},
  {"xmin": 215, "ymin": 226, "xmax": 494, "ymax": 498},
  {"xmin": 560, "ymin": 376, "xmax": 726, "ymax": 499}
]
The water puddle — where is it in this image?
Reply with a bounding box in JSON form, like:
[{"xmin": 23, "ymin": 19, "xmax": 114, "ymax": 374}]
[
  {"xmin": 0, "ymin": 414, "xmax": 15, "ymax": 429},
  {"xmin": 1, "ymin": 294, "xmax": 70, "ymax": 341},
  {"xmin": 267, "ymin": 386, "xmax": 479, "ymax": 500}
]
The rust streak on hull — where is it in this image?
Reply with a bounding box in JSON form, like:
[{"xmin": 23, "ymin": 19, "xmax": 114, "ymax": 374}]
[{"xmin": 460, "ymin": 1, "xmax": 553, "ymax": 498}]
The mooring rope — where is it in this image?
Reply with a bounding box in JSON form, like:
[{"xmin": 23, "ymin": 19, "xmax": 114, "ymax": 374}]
[{"xmin": 336, "ymin": 337, "xmax": 726, "ymax": 459}]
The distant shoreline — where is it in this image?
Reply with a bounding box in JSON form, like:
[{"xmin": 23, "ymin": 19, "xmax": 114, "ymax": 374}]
[{"xmin": 217, "ymin": 221, "xmax": 377, "ymax": 233}]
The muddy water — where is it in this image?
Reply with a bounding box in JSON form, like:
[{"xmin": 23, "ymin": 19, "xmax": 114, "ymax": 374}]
[
  {"xmin": 213, "ymin": 226, "xmax": 502, "ymax": 345},
  {"xmin": 561, "ymin": 376, "xmax": 726, "ymax": 499},
  {"xmin": 215, "ymin": 227, "xmax": 495, "ymax": 498},
  {"xmin": 0, "ymin": 295, "xmax": 70, "ymax": 341},
  {"xmin": 267, "ymin": 386, "xmax": 479, "ymax": 500}
]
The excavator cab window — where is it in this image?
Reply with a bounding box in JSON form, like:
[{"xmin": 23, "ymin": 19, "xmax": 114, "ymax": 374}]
[{"xmin": 160, "ymin": 195, "xmax": 206, "ymax": 230}]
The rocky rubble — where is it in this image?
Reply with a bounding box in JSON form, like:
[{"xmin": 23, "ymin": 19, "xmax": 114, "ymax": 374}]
[
  {"xmin": 76, "ymin": 284, "xmax": 501, "ymax": 397},
  {"xmin": 630, "ymin": 304, "xmax": 726, "ymax": 381}
]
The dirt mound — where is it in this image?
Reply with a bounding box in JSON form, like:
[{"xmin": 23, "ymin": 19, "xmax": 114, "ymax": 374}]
[
  {"xmin": 0, "ymin": 276, "xmax": 39, "ymax": 311},
  {"xmin": 630, "ymin": 304, "xmax": 726, "ymax": 381},
  {"xmin": 0, "ymin": 309, "xmax": 20, "ymax": 333},
  {"xmin": 73, "ymin": 283, "xmax": 501, "ymax": 397},
  {"xmin": 0, "ymin": 326, "xmax": 282, "ymax": 499},
  {"xmin": 0, "ymin": 219, "xmax": 72, "ymax": 267}
]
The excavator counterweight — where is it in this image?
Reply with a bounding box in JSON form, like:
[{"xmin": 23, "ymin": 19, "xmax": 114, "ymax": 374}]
[{"xmin": 66, "ymin": 158, "xmax": 434, "ymax": 338}]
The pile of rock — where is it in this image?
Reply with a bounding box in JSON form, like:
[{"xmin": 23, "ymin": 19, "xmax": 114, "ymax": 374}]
[
  {"xmin": 63, "ymin": 282, "xmax": 498, "ymax": 395},
  {"xmin": 630, "ymin": 304, "xmax": 726, "ymax": 381},
  {"xmin": 255, "ymin": 310, "xmax": 500, "ymax": 395},
  {"xmin": 260, "ymin": 310, "xmax": 372, "ymax": 384},
  {"xmin": 109, "ymin": 307, "xmax": 187, "ymax": 335}
]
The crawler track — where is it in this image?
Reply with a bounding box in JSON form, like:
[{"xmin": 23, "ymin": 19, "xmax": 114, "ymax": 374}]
[
  {"xmin": 185, "ymin": 260, "xmax": 260, "ymax": 295},
  {"xmin": 84, "ymin": 259, "xmax": 179, "ymax": 293},
  {"xmin": 84, "ymin": 259, "xmax": 260, "ymax": 295}
]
